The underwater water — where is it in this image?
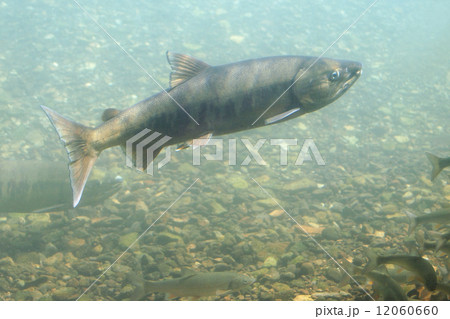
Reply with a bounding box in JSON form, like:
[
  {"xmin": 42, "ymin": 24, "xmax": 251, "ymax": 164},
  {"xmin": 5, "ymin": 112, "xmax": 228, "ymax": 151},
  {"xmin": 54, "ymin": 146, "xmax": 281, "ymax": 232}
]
[{"xmin": 0, "ymin": 0, "xmax": 449, "ymax": 301}]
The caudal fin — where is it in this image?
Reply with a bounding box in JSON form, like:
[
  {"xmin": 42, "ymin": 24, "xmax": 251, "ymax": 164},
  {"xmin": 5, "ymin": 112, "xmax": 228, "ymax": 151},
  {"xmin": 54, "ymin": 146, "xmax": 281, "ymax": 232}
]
[
  {"xmin": 404, "ymin": 210, "xmax": 418, "ymax": 234},
  {"xmin": 363, "ymin": 249, "xmax": 379, "ymax": 273},
  {"xmin": 41, "ymin": 105, "xmax": 98, "ymax": 207},
  {"xmin": 426, "ymin": 152, "xmax": 443, "ymax": 181}
]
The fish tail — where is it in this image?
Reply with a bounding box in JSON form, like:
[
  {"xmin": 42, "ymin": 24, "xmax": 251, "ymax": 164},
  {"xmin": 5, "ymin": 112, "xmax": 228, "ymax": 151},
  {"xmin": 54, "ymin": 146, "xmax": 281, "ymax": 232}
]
[
  {"xmin": 428, "ymin": 231, "xmax": 447, "ymax": 254},
  {"xmin": 363, "ymin": 250, "xmax": 379, "ymax": 273},
  {"xmin": 41, "ymin": 105, "xmax": 99, "ymax": 207},
  {"xmin": 426, "ymin": 152, "xmax": 443, "ymax": 181},
  {"xmin": 404, "ymin": 210, "xmax": 417, "ymax": 234}
]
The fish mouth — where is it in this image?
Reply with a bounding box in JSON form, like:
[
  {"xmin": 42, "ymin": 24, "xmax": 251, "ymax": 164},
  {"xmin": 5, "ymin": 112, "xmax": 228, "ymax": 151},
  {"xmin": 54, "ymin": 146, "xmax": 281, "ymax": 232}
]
[{"xmin": 335, "ymin": 63, "xmax": 362, "ymax": 97}]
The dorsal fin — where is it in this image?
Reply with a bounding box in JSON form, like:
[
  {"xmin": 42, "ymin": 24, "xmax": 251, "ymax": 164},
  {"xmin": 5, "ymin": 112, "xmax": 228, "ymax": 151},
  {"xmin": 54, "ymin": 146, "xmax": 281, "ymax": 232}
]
[
  {"xmin": 166, "ymin": 51, "xmax": 211, "ymax": 88},
  {"xmin": 102, "ymin": 108, "xmax": 121, "ymax": 122}
]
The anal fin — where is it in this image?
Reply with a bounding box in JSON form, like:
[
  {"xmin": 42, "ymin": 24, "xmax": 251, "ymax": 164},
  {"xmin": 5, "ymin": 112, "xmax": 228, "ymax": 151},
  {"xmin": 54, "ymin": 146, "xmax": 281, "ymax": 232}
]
[
  {"xmin": 265, "ymin": 108, "xmax": 301, "ymax": 125},
  {"xmin": 176, "ymin": 133, "xmax": 212, "ymax": 151}
]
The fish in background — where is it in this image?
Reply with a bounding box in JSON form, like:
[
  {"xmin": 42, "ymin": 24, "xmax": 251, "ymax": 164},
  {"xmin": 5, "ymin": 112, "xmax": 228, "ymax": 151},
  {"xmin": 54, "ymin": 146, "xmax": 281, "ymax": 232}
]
[
  {"xmin": 340, "ymin": 258, "xmax": 407, "ymax": 301},
  {"xmin": 404, "ymin": 209, "xmax": 450, "ymax": 234},
  {"xmin": 365, "ymin": 271, "xmax": 408, "ymax": 301},
  {"xmin": 41, "ymin": 52, "xmax": 362, "ymax": 207},
  {"xmin": 364, "ymin": 251, "xmax": 437, "ymax": 292},
  {"xmin": 132, "ymin": 271, "xmax": 255, "ymax": 300},
  {"xmin": 0, "ymin": 160, "xmax": 122, "ymax": 213},
  {"xmin": 426, "ymin": 152, "xmax": 450, "ymax": 181}
]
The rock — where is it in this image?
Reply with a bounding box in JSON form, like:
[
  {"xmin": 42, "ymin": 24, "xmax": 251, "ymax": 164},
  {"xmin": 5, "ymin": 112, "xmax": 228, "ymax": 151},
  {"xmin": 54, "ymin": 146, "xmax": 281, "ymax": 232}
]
[
  {"xmin": 269, "ymin": 209, "xmax": 284, "ymax": 217},
  {"xmin": 282, "ymin": 178, "xmax": 316, "ymax": 191},
  {"xmin": 72, "ymin": 261, "xmax": 100, "ymax": 276},
  {"xmin": 321, "ymin": 227, "xmax": 340, "ymax": 240},
  {"xmin": 135, "ymin": 200, "xmax": 148, "ymax": 214},
  {"xmin": 402, "ymin": 191, "xmax": 413, "ymax": 200},
  {"xmin": 119, "ymin": 232, "xmax": 139, "ymax": 248},
  {"xmin": 251, "ymin": 268, "xmax": 269, "ymax": 278},
  {"xmin": 44, "ymin": 252, "xmax": 63, "ymax": 266},
  {"xmin": 325, "ymin": 268, "xmax": 342, "ymax": 283},
  {"xmin": 91, "ymin": 244, "xmax": 103, "ymax": 255},
  {"xmin": 52, "ymin": 287, "xmax": 78, "ymax": 300},
  {"xmin": 280, "ymin": 271, "xmax": 295, "ymax": 281},
  {"xmin": 298, "ymin": 262, "xmax": 314, "ymax": 276},
  {"xmin": 394, "ymin": 135, "xmax": 409, "ymax": 143},
  {"xmin": 154, "ymin": 232, "xmax": 183, "ymax": 245},
  {"xmin": 229, "ymin": 35, "xmax": 245, "ymax": 44},
  {"xmin": 272, "ymin": 282, "xmax": 294, "ymax": 299},
  {"xmin": 259, "ymin": 290, "xmax": 274, "ymax": 300},
  {"xmin": 209, "ymin": 201, "xmax": 226, "ymax": 215},
  {"xmin": 0, "ymin": 256, "xmax": 15, "ymax": 266},
  {"xmin": 263, "ymin": 256, "xmax": 277, "ymax": 268},
  {"xmin": 213, "ymin": 231, "xmax": 225, "ymax": 240},
  {"xmin": 294, "ymin": 294, "xmax": 313, "ymax": 301},
  {"xmin": 44, "ymin": 243, "xmax": 58, "ymax": 256},
  {"xmin": 228, "ymin": 176, "xmax": 249, "ymax": 189},
  {"xmin": 67, "ymin": 238, "xmax": 86, "ymax": 249},
  {"xmin": 288, "ymin": 255, "xmax": 305, "ymax": 266}
]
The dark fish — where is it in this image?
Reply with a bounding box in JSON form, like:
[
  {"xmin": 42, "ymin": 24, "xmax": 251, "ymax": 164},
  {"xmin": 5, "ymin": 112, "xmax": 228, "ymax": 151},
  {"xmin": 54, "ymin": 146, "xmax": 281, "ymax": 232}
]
[
  {"xmin": 405, "ymin": 209, "xmax": 450, "ymax": 234},
  {"xmin": 0, "ymin": 160, "xmax": 122, "ymax": 213},
  {"xmin": 340, "ymin": 258, "xmax": 407, "ymax": 301},
  {"xmin": 143, "ymin": 271, "xmax": 255, "ymax": 299},
  {"xmin": 365, "ymin": 271, "xmax": 408, "ymax": 301},
  {"xmin": 364, "ymin": 252, "xmax": 437, "ymax": 291},
  {"xmin": 421, "ymin": 240, "xmax": 450, "ymax": 255},
  {"xmin": 41, "ymin": 52, "xmax": 362, "ymax": 206},
  {"xmin": 426, "ymin": 152, "xmax": 450, "ymax": 181},
  {"xmin": 428, "ymin": 230, "xmax": 450, "ymax": 253}
]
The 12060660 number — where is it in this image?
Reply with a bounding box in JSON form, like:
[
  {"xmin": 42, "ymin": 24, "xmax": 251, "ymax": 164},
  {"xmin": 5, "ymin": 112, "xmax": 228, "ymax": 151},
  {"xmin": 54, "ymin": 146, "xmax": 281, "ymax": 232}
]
[{"xmin": 376, "ymin": 306, "xmax": 438, "ymax": 316}]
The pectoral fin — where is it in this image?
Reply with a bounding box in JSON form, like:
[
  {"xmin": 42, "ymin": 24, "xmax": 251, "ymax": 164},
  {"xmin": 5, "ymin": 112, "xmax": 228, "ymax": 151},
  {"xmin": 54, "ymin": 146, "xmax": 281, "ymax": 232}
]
[{"xmin": 265, "ymin": 108, "xmax": 301, "ymax": 125}]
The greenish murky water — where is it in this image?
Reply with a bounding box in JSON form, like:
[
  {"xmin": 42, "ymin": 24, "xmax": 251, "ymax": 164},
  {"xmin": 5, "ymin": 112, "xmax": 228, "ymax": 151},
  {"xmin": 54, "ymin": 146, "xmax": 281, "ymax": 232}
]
[{"xmin": 0, "ymin": 0, "xmax": 449, "ymax": 301}]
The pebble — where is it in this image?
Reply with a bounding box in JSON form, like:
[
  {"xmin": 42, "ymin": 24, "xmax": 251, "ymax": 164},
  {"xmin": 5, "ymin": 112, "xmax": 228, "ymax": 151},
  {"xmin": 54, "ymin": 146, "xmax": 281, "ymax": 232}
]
[
  {"xmin": 325, "ymin": 268, "xmax": 342, "ymax": 283},
  {"xmin": 321, "ymin": 227, "xmax": 340, "ymax": 240},
  {"xmin": 298, "ymin": 262, "xmax": 314, "ymax": 276},
  {"xmin": 263, "ymin": 256, "xmax": 277, "ymax": 268},
  {"xmin": 394, "ymin": 135, "xmax": 409, "ymax": 143}
]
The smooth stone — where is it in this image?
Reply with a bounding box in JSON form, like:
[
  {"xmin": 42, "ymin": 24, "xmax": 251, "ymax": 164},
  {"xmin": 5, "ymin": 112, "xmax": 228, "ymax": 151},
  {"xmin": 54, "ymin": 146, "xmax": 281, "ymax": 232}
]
[
  {"xmin": 280, "ymin": 271, "xmax": 295, "ymax": 281},
  {"xmin": 263, "ymin": 256, "xmax": 278, "ymax": 268},
  {"xmin": 288, "ymin": 255, "xmax": 305, "ymax": 266},
  {"xmin": 282, "ymin": 178, "xmax": 316, "ymax": 191},
  {"xmin": 272, "ymin": 282, "xmax": 294, "ymax": 299},
  {"xmin": 44, "ymin": 252, "xmax": 63, "ymax": 266},
  {"xmin": 119, "ymin": 232, "xmax": 139, "ymax": 248},
  {"xmin": 321, "ymin": 227, "xmax": 340, "ymax": 240},
  {"xmin": 325, "ymin": 268, "xmax": 343, "ymax": 283},
  {"xmin": 298, "ymin": 262, "xmax": 314, "ymax": 276},
  {"xmin": 154, "ymin": 232, "xmax": 183, "ymax": 245},
  {"xmin": 52, "ymin": 287, "xmax": 78, "ymax": 301}
]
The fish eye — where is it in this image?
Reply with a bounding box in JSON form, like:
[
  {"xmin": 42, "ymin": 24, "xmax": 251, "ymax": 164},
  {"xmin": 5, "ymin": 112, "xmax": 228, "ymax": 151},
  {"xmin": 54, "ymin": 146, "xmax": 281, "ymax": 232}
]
[{"xmin": 329, "ymin": 70, "xmax": 340, "ymax": 81}]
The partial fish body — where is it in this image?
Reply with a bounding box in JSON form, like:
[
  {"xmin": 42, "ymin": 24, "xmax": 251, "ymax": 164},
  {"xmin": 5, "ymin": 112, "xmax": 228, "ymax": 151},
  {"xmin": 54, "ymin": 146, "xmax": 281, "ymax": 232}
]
[
  {"xmin": 422, "ymin": 240, "xmax": 450, "ymax": 255},
  {"xmin": 365, "ymin": 271, "xmax": 408, "ymax": 301},
  {"xmin": 364, "ymin": 252, "xmax": 437, "ymax": 291},
  {"xmin": 405, "ymin": 209, "xmax": 450, "ymax": 234},
  {"xmin": 340, "ymin": 258, "xmax": 407, "ymax": 301},
  {"xmin": 426, "ymin": 152, "xmax": 450, "ymax": 181},
  {"xmin": 144, "ymin": 272, "xmax": 255, "ymax": 299},
  {"xmin": 41, "ymin": 52, "xmax": 362, "ymax": 207},
  {"xmin": 0, "ymin": 160, "xmax": 121, "ymax": 213}
]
